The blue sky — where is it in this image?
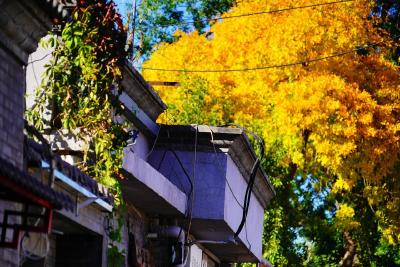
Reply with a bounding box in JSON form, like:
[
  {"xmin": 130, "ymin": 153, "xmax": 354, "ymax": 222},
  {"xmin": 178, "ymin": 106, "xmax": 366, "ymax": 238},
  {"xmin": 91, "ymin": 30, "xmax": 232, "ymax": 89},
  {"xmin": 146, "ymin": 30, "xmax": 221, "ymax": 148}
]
[{"xmin": 114, "ymin": 0, "xmax": 131, "ymax": 21}]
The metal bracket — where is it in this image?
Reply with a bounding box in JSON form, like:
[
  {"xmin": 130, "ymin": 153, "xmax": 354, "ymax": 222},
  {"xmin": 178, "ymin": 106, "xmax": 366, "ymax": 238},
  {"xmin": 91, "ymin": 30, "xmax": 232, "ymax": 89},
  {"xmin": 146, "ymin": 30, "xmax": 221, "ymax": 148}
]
[{"xmin": 76, "ymin": 197, "xmax": 99, "ymax": 216}]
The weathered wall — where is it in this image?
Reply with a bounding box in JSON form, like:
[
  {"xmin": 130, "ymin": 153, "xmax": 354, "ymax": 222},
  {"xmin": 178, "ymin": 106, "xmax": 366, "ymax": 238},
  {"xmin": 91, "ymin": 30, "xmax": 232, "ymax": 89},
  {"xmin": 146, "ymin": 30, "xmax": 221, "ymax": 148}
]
[
  {"xmin": 0, "ymin": 200, "xmax": 20, "ymax": 267},
  {"xmin": 53, "ymin": 184, "xmax": 110, "ymax": 267},
  {"xmin": 122, "ymin": 207, "xmax": 153, "ymax": 267}
]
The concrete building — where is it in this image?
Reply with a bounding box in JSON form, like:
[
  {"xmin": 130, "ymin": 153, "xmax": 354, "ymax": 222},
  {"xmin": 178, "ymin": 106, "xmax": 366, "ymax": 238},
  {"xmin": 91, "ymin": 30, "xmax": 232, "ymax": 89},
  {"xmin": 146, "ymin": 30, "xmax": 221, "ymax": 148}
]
[{"xmin": 1, "ymin": 0, "xmax": 276, "ymax": 266}]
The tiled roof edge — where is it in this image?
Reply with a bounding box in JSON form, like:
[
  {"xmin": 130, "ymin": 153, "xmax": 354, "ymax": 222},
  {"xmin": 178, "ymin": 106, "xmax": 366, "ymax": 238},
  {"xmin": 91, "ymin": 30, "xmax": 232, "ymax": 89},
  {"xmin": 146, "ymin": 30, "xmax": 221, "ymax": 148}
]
[
  {"xmin": 25, "ymin": 139, "xmax": 114, "ymax": 205},
  {"xmin": 0, "ymin": 157, "xmax": 74, "ymax": 211}
]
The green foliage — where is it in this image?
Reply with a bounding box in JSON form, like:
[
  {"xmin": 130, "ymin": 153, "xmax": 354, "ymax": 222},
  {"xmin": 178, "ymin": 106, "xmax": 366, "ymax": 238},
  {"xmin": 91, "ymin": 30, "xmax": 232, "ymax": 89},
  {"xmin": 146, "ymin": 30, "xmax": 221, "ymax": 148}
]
[
  {"xmin": 27, "ymin": 0, "xmax": 130, "ymax": 188},
  {"xmin": 141, "ymin": 0, "xmax": 400, "ymax": 264},
  {"xmin": 153, "ymin": 80, "xmax": 400, "ymax": 266},
  {"xmin": 107, "ymin": 204, "xmax": 127, "ymax": 267},
  {"xmin": 26, "ymin": 0, "xmax": 130, "ymax": 265},
  {"xmin": 125, "ymin": 0, "xmax": 236, "ymax": 59},
  {"xmin": 108, "ymin": 244, "xmax": 126, "ymax": 267}
]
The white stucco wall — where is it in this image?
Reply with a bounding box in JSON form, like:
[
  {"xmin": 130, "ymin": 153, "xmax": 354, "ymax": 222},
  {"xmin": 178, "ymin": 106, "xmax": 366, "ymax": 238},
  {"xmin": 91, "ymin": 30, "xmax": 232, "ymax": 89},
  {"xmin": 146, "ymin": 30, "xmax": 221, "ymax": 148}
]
[{"xmin": 26, "ymin": 37, "xmax": 52, "ymax": 110}]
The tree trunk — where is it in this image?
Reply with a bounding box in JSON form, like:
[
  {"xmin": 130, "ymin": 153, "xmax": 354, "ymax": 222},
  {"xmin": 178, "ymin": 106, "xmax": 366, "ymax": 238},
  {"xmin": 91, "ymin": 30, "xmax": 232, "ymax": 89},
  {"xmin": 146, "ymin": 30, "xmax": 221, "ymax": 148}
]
[{"xmin": 341, "ymin": 231, "xmax": 357, "ymax": 267}]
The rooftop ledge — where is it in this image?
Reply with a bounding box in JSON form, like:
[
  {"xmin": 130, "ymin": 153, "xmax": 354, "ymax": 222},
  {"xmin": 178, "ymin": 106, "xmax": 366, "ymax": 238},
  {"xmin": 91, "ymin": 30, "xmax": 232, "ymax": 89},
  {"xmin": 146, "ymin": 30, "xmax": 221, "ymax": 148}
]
[{"xmin": 121, "ymin": 62, "xmax": 166, "ymax": 122}]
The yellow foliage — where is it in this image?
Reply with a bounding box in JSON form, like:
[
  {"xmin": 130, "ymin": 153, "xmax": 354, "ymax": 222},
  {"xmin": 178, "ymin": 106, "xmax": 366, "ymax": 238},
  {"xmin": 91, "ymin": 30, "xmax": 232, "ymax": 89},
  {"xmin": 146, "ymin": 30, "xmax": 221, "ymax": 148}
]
[
  {"xmin": 332, "ymin": 177, "xmax": 352, "ymax": 193},
  {"xmin": 143, "ymin": 0, "xmax": 400, "ymax": 238},
  {"xmin": 335, "ymin": 203, "xmax": 360, "ymax": 230},
  {"xmin": 144, "ymin": 0, "xmax": 399, "ymax": 181}
]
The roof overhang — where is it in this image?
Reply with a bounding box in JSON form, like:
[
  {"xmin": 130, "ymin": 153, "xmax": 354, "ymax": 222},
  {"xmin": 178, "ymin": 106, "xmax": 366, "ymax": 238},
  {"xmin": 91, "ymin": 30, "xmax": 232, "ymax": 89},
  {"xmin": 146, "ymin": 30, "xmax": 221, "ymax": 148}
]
[
  {"xmin": 25, "ymin": 139, "xmax": 113, "ymax": 213},
  {"xmin": 0, "ymin": 157, "xmax": 73, "ymax": 210},
  {"xmin": 33, "ymin": 0, "xmax": 76, "ymax": 20},
  {"xmin": 121, "ymin": 62, "xmax": 166, "ymax": 121},
  {"xmin": 190, "ymin": 219, "xmax": 261, "ymax": 262}
]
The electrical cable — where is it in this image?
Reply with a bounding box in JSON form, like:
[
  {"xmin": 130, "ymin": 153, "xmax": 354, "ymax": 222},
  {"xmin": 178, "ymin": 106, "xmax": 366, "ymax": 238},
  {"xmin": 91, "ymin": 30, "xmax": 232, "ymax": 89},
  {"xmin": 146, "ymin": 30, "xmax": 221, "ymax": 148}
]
[
  {"xmin": 217, "ymin": 124, "xmax": 265, "ymax": 238},
  {"xmin": 207, "ymin": 125, "xmax": 243, "ymax": 208},
  {"xmin": 170, "ymin": 150, "xmax": 194, "ymax": 198},
  {"xmin": 154, "ymin": 148, "xmax": 194, "ymax": 199},
  {"xmin": 142, "ymin": 34, "xmax": 400, "ymax": 73},
  {"xmin": 207, "ymin": 125, "xmax": 252, "ymax": 249},
  {"xmin": 235, "ymin": 158, "xmax": 260, "ymax": 237},
  {"xmin": 145, "ymin": 124, "xmax": 162, "ymax": 160},
  {"xmin": 169, "ymin": 149, "xmax": 193, "ymax": 247},
  {"xmin": 185, "ymin": 125, "xmax": 198, "ymax": 243},
  {"xmin": 29, "ymin": 54, "xmax": 40, "ymax": 89},
  {"xmin": 153, "ymin": 0, "xmax": 354, "ymax": 27},
  {"xmin": 152, "ymin": 130, "xmax": 195, "ymax": 249},
  {"xmin": 27, "ymin": 52, "xmax": 51, "ymax": 65},
  {"xmin": 28, "ymin": 52, "xmax": 60, "ymax": 116}
]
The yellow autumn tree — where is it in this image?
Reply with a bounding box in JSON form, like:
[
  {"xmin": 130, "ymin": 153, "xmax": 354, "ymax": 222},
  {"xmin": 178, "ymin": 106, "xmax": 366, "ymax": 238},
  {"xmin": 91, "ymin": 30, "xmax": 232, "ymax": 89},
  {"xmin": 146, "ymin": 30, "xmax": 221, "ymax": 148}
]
[{"xmin": 143, "ymin": 0, "xmax": 400, "ymax": 258}]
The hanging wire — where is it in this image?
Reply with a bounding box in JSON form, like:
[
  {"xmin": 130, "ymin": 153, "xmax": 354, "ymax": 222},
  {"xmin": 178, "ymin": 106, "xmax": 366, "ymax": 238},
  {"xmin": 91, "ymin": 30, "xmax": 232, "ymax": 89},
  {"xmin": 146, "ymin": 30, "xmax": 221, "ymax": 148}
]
[
  {"xmin": 27, "ymin": 52, "xmax": 52, "ymax": 65},
  {"xmin": 142, "ymin": 35, "xmax": 400, "ymax": 73},
  {"xmin": 29, "ymin": 54, "xmax": 40, "ymax": 89},
  {"xmin": 153, "ymin": 0, "xmax": 354, "ymax": 28},
  {"xmin": 217, "ymin": 123, "xmax": 265, "ymax": 238},
  {"xmin": 207, "ymin": 125, "xmax": 252, "ymax": 249},
  {"xmin": 185, "ymin": 125, "xmax": 198, "ymax": 243},
  {"xmin": 145, "ymin": 125, "xmax": 162, "ymax": 160}
]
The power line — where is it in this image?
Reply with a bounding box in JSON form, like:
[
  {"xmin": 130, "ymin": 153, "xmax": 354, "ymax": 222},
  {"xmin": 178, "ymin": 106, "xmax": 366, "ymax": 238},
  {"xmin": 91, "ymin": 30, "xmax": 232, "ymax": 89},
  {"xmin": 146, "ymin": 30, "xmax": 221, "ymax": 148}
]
[
  {"xmin": 27, "ymin": 52, "xmax": 52, "ymax": 65},
  {"xmin": 154, "ymin": 0, "xmax": 354, "ymax": 28},
  {"xmin": 142, "ymin": 35, "xmax": 400, "ymax": 73}
]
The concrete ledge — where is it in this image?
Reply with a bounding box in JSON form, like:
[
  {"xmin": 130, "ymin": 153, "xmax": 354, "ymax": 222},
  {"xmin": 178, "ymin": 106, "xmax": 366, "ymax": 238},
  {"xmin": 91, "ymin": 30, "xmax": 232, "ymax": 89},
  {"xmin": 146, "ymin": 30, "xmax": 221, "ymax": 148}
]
[
  {"xmin": 122, "ymin": 62, "xmax": 166, "ymax": 121},
  {"xmin": 121, "ymin": 148, "xmax": 187, "ymax": 216}
]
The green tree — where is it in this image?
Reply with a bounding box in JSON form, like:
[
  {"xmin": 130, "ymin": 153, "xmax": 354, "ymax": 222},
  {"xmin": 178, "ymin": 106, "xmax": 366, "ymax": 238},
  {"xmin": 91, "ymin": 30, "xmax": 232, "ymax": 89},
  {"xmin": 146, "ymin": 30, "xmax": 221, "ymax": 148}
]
[{"xmin": 123, "ymin": 0, "xmax": 237, "ymax": 59}]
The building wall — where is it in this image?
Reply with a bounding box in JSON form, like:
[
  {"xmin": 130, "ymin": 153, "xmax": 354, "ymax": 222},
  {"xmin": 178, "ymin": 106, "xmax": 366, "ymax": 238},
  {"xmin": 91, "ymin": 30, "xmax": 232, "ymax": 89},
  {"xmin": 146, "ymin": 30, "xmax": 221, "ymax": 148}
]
[
  {"xmin": 0, "ymin": 0, "xmax": 51, "ymax": 168},
  {"xmin": 127, "ymin": 125, "xmax": 151, "ymax": 161},
  {"xmin": 122, "ymin": 207, "xmax": 153, "ymax": 267},
  {"xmin": 53, "ymin": 183, "xmax": 110, "ymax": 267},
  {"xmin": 0, "ymin": 47, "xmax": 25, "ymax": 168},
  {"xmin": 0, "ymin": 1, "xmax": 52, "ymax": 266},
  {"xmin": 0, "ymin": 200, "xmax": 20, "ymax": 267}
]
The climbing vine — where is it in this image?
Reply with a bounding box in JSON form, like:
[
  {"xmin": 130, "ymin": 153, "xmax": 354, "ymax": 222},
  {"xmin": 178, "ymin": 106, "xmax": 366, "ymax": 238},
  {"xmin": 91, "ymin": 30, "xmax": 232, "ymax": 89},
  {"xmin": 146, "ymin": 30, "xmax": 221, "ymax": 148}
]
[
  {"xmin": 26, "ymin": 0, "xmax": 131, "ymax": 263},
  {"xmin": 27, "ymin": 0, "xmax": 130, "ymax": 188}
]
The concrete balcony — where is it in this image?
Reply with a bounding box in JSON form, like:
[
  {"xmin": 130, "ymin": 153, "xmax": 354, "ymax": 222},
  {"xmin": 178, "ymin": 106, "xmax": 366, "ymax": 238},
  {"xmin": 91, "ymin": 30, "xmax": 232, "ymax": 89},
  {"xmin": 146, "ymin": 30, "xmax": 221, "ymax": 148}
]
[{"xmin": 147, "ymin": 125, "xmax": 275, "ymax": 262}]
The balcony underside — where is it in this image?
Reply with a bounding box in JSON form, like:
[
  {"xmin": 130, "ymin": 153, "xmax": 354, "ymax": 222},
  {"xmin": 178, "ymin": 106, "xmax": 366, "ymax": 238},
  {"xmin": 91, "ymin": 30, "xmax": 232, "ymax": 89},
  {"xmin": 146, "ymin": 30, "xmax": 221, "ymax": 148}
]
[{"xmin": 190, "ymin": 219, "xmax": 259, "ymax": 262}]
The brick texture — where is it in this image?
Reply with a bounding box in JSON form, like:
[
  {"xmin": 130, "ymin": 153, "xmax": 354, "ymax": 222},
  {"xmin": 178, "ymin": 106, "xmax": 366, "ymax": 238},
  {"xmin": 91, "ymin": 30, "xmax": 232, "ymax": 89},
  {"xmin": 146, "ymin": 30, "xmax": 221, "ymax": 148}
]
[
  {"xmin": 0, "ymin": 46, "xmax": 25, "ymax": 169},
  {"xmin": 0, "ymin": 1, "xmax": 53, "ymax": 266}
]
